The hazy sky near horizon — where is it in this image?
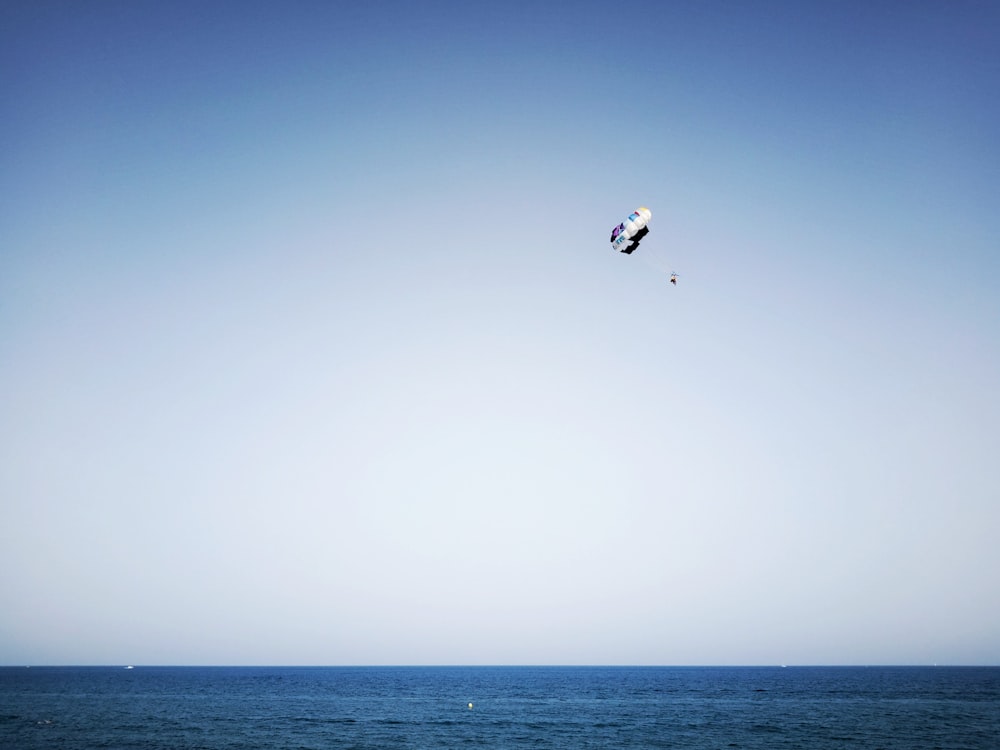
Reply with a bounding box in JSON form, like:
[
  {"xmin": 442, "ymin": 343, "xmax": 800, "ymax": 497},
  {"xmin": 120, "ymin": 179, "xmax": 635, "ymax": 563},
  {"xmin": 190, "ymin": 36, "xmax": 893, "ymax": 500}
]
[{"xmin": 2, "ymin": 1, "xmax": 999, "ymax": 666}]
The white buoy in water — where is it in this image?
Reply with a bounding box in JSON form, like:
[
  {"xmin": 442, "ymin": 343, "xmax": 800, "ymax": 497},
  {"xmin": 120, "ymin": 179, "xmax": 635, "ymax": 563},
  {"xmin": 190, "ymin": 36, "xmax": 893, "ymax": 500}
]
[{"xmin": 468, "ymin": 702, "xmax": 473, "ymax": 709}]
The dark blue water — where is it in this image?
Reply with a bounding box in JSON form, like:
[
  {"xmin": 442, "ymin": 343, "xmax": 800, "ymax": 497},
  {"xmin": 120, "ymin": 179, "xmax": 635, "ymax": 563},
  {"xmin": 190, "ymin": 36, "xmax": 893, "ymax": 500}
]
[{"xmin": 2, "ymin": 666, "xmax": 997, "ymax": 749}]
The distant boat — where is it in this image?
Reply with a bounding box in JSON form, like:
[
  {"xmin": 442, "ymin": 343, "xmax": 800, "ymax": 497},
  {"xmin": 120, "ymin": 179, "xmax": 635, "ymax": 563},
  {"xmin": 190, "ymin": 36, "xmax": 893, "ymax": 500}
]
[{"xmin": 125, "ymin": 665, "xmax": 134, "ymax": 670}]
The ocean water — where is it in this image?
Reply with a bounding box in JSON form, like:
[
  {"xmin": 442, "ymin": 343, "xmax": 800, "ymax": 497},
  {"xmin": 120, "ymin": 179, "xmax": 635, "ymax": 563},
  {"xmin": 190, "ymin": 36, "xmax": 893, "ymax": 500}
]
[{"xmin": 1, "ymin": 666, "xmax": 997, "ymax": 749}]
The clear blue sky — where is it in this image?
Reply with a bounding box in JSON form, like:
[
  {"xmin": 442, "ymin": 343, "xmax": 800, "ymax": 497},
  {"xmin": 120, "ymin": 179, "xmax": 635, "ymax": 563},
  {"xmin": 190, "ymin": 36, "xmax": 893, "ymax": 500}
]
[{"xmin": 2, "ymin": 0, "xmax": 998, "ymax": 666}]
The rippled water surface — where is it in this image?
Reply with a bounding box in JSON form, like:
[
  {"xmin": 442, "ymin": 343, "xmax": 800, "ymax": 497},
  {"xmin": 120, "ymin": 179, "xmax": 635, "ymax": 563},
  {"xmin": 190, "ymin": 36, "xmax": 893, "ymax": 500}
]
[{"xmin": 2, "ymin": 666, "xmax": 997, "ymax": 749}]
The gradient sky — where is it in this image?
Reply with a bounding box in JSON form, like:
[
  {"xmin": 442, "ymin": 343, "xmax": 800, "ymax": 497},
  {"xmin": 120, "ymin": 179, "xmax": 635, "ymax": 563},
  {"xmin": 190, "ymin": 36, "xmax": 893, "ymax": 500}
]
[{"xmin": 2, "ymin": 1, "xmax": 998, "ymax": 666}]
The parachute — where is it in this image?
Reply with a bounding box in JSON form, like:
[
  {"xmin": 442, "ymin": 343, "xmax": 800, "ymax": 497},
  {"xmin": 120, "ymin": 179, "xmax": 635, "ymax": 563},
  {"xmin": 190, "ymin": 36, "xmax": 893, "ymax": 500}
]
[{"xmin": 610, "ymin": 206, "xmax": 651, "ymax": 254}]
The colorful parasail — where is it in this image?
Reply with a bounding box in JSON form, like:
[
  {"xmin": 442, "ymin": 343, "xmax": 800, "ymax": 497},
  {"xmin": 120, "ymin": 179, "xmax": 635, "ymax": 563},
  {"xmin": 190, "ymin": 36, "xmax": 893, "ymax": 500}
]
[{"xmin": 610, "ymin": 206, "xmax": 651, "ymax": 254}]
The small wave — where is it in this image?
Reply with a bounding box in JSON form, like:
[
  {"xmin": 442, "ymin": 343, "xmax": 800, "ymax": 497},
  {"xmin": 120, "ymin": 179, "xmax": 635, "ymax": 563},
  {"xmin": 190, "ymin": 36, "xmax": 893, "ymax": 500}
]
[
  {"xmin": 750, "ymin": 723, "xmax": 783, "ymax": 734},
  {"xmin": 289, "ymin": 716, "xmax": 357, "ymax": 725}
]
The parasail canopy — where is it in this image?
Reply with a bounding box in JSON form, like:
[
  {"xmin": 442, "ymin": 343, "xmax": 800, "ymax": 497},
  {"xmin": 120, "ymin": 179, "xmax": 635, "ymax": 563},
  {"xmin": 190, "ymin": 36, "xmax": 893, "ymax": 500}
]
[{"xmin": 610, "ymin": 207, "xmax": 651, "ymax": 254}]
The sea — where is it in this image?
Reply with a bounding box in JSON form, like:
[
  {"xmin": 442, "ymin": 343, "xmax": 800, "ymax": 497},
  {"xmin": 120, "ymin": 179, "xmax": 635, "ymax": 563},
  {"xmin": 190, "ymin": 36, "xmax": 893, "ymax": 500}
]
[{"xmin": 1, "ymin": 666, "xmax": 997, "ymax": 749}]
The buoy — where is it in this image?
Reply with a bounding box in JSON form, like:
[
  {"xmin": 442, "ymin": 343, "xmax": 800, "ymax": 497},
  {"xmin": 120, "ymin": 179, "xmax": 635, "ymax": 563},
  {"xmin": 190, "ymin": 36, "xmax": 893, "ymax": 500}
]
[{"xmin": 468, "ymin": 702, "xmax": 473, "ymax": 709}]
